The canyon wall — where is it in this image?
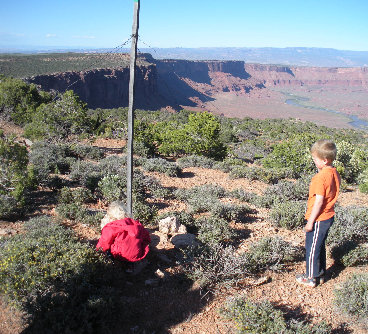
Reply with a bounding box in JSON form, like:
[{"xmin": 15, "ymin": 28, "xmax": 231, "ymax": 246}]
[
  {"xmin": 26, "ymin": 55, "xmax": 368, "ymax": 110},
  {"xmin": 245, "ymin": 64, "xmax": 368, "ymax": 88},
  {"xmin": 27, "ymin": 65, "xmax": 164, "ymax": 110}
]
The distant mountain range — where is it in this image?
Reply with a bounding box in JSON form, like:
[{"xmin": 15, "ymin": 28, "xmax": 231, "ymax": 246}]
[
  {"xmin": 1, "ymin": 46, "xmax": 368, "ymax": 67},
  {"xmin": 132, "ymin": 47, "xmax": 368, "ymax": 68}
]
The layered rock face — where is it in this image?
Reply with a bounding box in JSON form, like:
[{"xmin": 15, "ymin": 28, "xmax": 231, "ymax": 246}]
[
  {"xmin": 26, "ymin": 55, "xmax": 368, "ymax": 110},
  {"xmin": 28, "ymin": 65, "xmax": 164, "ymax": 110},
  {"xmin": 244, "ymin": 64, "xmax": 368, "ymax": 88}
]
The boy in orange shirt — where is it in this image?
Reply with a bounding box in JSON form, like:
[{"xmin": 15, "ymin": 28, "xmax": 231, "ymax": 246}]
[{"xmin": 296, "ymin": 139, "xmax": 341, "ymax": 287}]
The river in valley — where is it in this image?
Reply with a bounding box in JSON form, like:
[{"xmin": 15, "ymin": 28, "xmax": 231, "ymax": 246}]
[{"xmin": 283, "ymin": 93, "xmax": 368, "ymax": 131}]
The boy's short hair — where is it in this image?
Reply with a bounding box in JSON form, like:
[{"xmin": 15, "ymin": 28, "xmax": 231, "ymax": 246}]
[{"xmin": 311, "ymin": 139, "xmax": 337, "ymax": 162}]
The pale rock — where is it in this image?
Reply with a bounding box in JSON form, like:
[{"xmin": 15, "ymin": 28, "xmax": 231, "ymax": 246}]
[
  {"xmin": 150, "ymin": 232, "xmax": 170, "ymax": 249},
  {"xmin": 24, "ymin": 138, "xmax": 33, "ymax": 147},
  {"xmin": 252, "ymin": 276, "xmax": 271, "ymax": 286},
  {"xmin": 158, "ymin": 216, "xmax": 187, "ymax": 234},
  {"xmin": 170, "ymin": 233, "xmax": 196, "ymax": 248},
  {"xmin": 154, "ymin": 269, "xmax": 166, "ymax": 279}
]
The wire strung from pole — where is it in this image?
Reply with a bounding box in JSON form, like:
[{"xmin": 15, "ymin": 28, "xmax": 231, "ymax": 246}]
[
  {"xmin": 138, "ymin": 37, "xmax": 159, "ymax": 56},
  {"xmin": 52, "ymin": 37, "xmax": 133, "ymax": 101}
]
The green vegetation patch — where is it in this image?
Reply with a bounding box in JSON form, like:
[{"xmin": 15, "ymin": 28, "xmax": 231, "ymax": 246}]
[
  {"xmin": 0, "ymin": 53, "xmax": 152, "ymax": 78},
  {"xmin": 222, "ymin": 296, "xmax": 332, "ymax": 334},
  {"xmin": 334, "ymin": 273, "xmax": 368, "ymax": 326}
]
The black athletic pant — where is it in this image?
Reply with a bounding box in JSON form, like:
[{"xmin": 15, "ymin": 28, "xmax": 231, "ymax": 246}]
[{"xmin": 305, "ymin": 216, "xmax": 334, "ymax": 278}]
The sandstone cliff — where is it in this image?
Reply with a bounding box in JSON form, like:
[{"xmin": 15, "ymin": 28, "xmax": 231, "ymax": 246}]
[{"xmin": 26, "ymin": 55, "xmax": 368, "ymax": 110}]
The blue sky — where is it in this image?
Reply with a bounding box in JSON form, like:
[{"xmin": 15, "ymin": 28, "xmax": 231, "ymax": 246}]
[{"xmin": 1, "ymin": 0, "xmax": 368, "ymax": 51}]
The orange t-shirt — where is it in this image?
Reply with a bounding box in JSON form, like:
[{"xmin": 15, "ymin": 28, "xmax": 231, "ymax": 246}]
[{"xmin": 305, "ymin": 167, "xmax": 341, "ymax": 221}]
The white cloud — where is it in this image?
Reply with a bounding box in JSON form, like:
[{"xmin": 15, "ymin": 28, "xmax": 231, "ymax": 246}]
[
  {"xmin": 46, "ymin": 34, "xmax": 57, "ymax": 38},
  {"xmin": 72, "ymin": 35, "xmax": 95, "ymax": 39}
]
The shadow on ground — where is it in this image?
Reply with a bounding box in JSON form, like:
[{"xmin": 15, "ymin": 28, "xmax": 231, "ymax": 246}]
[{"xmin": 21, "ymin": 246, "xmax": 212, "ymax": 334}]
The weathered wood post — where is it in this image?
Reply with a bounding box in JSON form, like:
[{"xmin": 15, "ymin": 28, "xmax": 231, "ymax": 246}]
[{"xmin": 127, "ymin": 0, "xmax": 140, "ymax": 217}]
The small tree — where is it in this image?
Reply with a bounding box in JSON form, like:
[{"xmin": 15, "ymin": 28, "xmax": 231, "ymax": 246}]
[
  {"xmin": 184, "ymin": 111, "xmax": 227, "ymax": 160},
  {"xmin": 0, "ymin": 75, "xmax": 51, "ymax": 124},
  {"xmin": 0, "ymin": 135, "xmax": 36, "ymax": 218},
  {"xmin": 24, "ymin": 90, "xmax": 91, "ymax": 140}
]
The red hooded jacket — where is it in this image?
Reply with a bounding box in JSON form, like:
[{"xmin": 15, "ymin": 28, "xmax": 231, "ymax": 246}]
[{"xmin": 96, "ymin": 218, "xmax": 150, "ymax": 262}]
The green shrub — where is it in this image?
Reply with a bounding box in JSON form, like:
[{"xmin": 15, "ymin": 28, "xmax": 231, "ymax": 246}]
[
  {"xmin": 210, "ymin": 202, "xmax": 253, "ymax": 223},
  {"xmin": 358, "ymin": 168, "xmax": 368, "ymax": 193},
  {"xmin": 142, "ymin": 175, "xmax": 173, "ymax": 200},
  {"xmin": 261, "ymin": 134, "xmax": 317, "ymax": 177},
  {"xmin": 24, "ymin": 90, "xmax": 92, "ymax": 140},
  {"xmin": 359, "ymin": 182, "xmax": 368, "ymax": 194},
  {"xmin": 195, "ymin": 216, "xmax": 236, "ymax": 244},
  {"xmin": 182, "ymin": 242, "xmax": 249, "ymax": 289},
  {"xmin": 0, "ymin": 76, "xmax": 51, "ymax": 124},
  {"xmin": 184, "ymin": 111, "xmax": 227, "ymax": 159},
  {"xmin": 174, "ymin": 184, "xmax": 227, "ymax": 213},
  {"xmin": 133, "ymin": 119, "xmax": 158, "ymax": 157},
  {"xmin": 69, "ymin": 160, "xmax": 102, "ymax": 190},
  {"xmin": 98, "ymin": 174, "xmax": 125, "ymax": 203},
  {"xmin": 334, "ymin": 273, "xmax": 368, "ymax": 325},
  {"xmin": 244, "ymin": 237, "xmax": 302, "ymax": 273},
  {"xmin": 139, "ymin": 157, "xmax": 181, "ymax": 176},
  {"xmin": 0, "ymin": 135, "xmax": 36, "ymax": 218},
  {"xmin": 230, "ymin": 188, "xmax": 256, "ymax": 202},
  {"xmin": 222, "ymin": 297, "xmax": 288, "ymax": 333},
  {"xmin": 222, "ymin": 297, "xmax": 332, "ymax": 334},
  {"xmin": 327, "ymin": 206, "xmax": 368, "ymax": 248},
  {"xmin": 155, "ymin": 111, "xmax": 227, "ymax": 159},
  {"xmin": 70, "ymin": 144, "xmax": 105, "ymax": 160},
  {"xmin": 0, "ymin": 216, "xmax": 105, "ymax": 305},
  {"xmin": 340, "ymin": 244, "xmax": 368, "ymax": 267},
  {"xmin": 58, "ymin": 187, "xmax": 93, "ymax": 205},
  {"xmin": 132, "ymin": 199, "xmax": 157, "ymax": 226},
  {"xmin": 155, "ymin": 121, "xmax": 188, "ymax": 157},
  {"xmin": 233, "ymin": 140, "xmax": 270, "ymax": 162},
  {"xmin": 269, "ymin": 200, "xmax": 306, "ymax": 230},
  {"xmin": 0, "ymin": 215, "xmax": 127, "ymax": 333},
  {"xmin": 350, "ymin": 147, "xmax": 368, "ymax": 181},
  {"xmin": 176, "ymin": 154, "xmax": 216, "ymax": 169}
]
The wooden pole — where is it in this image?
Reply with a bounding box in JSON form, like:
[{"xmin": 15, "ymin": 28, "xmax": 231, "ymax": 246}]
[{"xmin": 127, "ymin": 0, "xmax": 140, "ymax": 217}]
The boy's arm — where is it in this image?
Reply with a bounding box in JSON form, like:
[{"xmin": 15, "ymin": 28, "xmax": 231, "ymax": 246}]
[{"xmin": 305, "ymin": 195, "xmax": 324, "ymax": 232}]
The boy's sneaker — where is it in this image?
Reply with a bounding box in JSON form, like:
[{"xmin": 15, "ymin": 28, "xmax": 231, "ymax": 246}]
[
  {"xmin": 318, "ymin": 275, "xmax": 326, "ymax": 285},
  {"xmin": 296, "ymin": 274, "xmax": 317, "ymax": 287}
]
